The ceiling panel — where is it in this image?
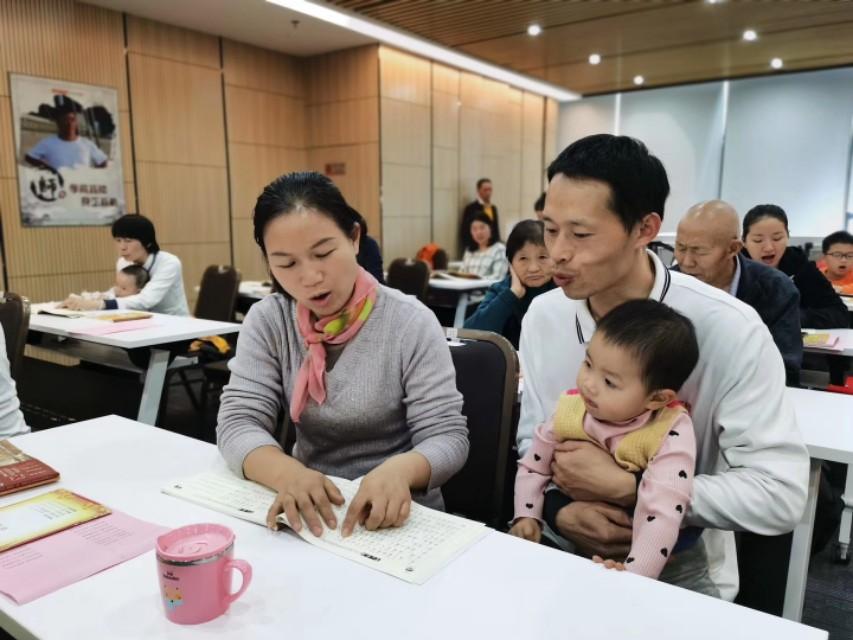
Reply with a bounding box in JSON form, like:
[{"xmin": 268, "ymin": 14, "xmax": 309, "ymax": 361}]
[{"xmin": 329, "ymin": 0, "xmax": 853, "ymax": 95}]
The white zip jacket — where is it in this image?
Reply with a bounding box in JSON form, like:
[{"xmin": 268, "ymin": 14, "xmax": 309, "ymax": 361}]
[{"xmin": 518, "ymin": 251, "xmax": 809, "ymax": 536}]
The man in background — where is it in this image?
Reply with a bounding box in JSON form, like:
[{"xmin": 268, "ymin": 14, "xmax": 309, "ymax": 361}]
[
  {"xmin": 460, "ymin": 178, "xmax": 500, "ymax": 253},
  {"xmin": 674, "ymin": 200, "xmax": 802, "ymax": 385}
]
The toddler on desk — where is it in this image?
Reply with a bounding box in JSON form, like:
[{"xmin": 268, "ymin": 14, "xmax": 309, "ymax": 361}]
[{"xmin": 510, "ymin": 300, "xmax": 707, "ymax": 584}]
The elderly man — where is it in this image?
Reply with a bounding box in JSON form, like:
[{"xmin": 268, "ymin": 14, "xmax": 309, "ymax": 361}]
[{"xmin": 674, "ymin": 200, "xmax": 802, "ymax": 386}]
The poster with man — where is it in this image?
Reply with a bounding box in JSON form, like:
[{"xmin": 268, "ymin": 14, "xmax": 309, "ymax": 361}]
[{"xmin": 10, "ymin": 74, "xmax": 125, "ymax": 227}]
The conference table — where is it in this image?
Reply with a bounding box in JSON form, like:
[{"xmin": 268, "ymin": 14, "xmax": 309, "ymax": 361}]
[
  {"xmin": 428, "ymin": 275, "xmax": 496, "ymax": 327},
  {"xmin": 27, "ymin": 308, "xmax": 240, "ymax": 425},
  {"xmin": 802, "ymin": 328, "xmax": 853, "ymax": 357},
  {"xmin": 784, "ymin": 387, "xmax": 853, "ymax": 620},
  {"xmin": 0, "ymin": 416, "xmax": 826, "ymax": 640}
]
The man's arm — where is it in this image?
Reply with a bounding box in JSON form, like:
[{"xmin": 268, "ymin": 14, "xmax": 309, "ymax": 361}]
[{"xmin": 688, "ymin": 326, "xmax": 809, "ymax": 534}]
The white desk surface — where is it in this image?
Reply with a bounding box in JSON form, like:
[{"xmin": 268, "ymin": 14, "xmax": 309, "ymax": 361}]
[
  {"xmin": 28, "ymin": 310, "xmax": 240, "ymax": 349},
  {"xmin": 787, "ymin": 387, "xmax": 853, "ymax": 464},
  {"xmin": 0, "ymin": 417, "xmax": 825, "ymax": 640},
  {"xmin": 802, "ymin": 328, "xmax": 853, "ymax": 357},
  {"xmin": 428, "ymin": 275, "xmax": 496, "ymax": 291},
  {"xmin": 238, "ymin": 281, "xmax": 272, "ymax": 300}
]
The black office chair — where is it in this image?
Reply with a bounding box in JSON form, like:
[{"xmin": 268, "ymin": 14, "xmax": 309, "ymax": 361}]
[
  {"xmin": 0, "ymin": 292, "xmax": 30, "ymax": 381},
  {"xmin": 649, "ymin": 241, "xmax": 675, "ymax": 266},
  {"xmin": 441, "ymin": 328, "xmax": 518, "ymax": 529},
  {"xmin": 386, "ymin": 258, "xmax": 430, "ymax": 302},
  {"xmin": 433, "ymin": 249, "xmax": 449, "ymax": 272}
]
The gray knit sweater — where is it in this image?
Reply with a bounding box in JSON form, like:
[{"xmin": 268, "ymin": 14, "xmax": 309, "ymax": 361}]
[{"xmin": 216, "ymin": 286, "xmax": 469, "ymax": 509}]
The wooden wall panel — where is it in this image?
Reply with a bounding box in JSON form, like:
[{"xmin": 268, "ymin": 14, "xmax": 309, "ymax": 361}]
[
  {"xmin": 379, "ymin": 47, "xmax": 431, "ymax": 106},
  {"xmin": 307, "ymin": 143, "xmax": 380, "ymax": 237},
  {"xmin": 544, "ymin": 98, "xmax": 559, "ymax": 168},
  {"xmin": 307, "ymin": 46, "xmax": 379, "ymax": 104},
  {"xmin": 382, "ymin": 217, "xmax": 431, "ymax": 263},
  {"xmin": 128, "ymin": 17, "xmax": 229, "ymax": 304},
  {"xmin": 223, "ymin": 40, "xmax": 309, "ymax": 281},
  {"xmin": 126, "ymin": 15, "xmax": 219, "ymax": 69},
  {"xmin": 0, "ymin": 0, "xmax": 131, "ymax": 303},
  {"xmin": 129, "ymin": 54, "xmax": 226, "ymax": 166},
  {"xmin": 521, "ymin": 92, "xmax": 545, "ymax": 218},
  {"xmin": 222, "ymin": 40, "xmax": 304, "ymax": 97},
  {"xmin": 432, "ymin": 64, "xmax": 460, "ymax": 96},
  {"xmin": 381, "ymin": 99, "xmax": 430, "ymax": 167},
  {"xmin": 134, "ymin": 162, "xmax": 229, "ymax": 244},
  {"xmin": 308, "ymin": 97, "xmax": 378, "ymax": 148},
  {"xmin": 306, "ymin": 47, "xmax": 381, "ymax": 243}
]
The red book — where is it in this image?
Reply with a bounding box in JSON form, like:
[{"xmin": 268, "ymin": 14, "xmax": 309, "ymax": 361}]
[{"xmin": 0, "ymin": 440, "xmax": 59, "ymax": 496}]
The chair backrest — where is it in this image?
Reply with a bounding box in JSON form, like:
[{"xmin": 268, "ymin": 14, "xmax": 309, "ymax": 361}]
[
  {"xmin": 649, "ymin": 240, "xmax": 675, "ymax": 266},
  {"xmin": 386, "ymin": 258, "xmax": 430, "ymax": 302},
  {"xmin": 194, "ymin": 265, "xmax": 241, "ymax": 322},
  {"xmin": 0, "ymin": 292, "xmax": 30, "ymax": 380},
  {"xmin": 441, "ymin": 328, "xmax": 518, "ymax": 529},
  {"xmin": 433, "ymin": 248, "xmax": 449, "ymax": 271}
]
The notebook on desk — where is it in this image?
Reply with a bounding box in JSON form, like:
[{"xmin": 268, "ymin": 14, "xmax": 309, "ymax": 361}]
[
  {"xmin": 431, "ymin": 271, "xmax": 481, "ymax": 281},
  {"xmin": 802, "ymin": 332, "xmax": 842, "ymax": 351},
  {"xmin": 163, "ymin": 471, "xmax": 487, "ymax": 584}
]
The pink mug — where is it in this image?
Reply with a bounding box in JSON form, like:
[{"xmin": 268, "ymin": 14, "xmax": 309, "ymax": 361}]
[{"xmin": 155, "ymin": 523, "xmax": 252, "ymax": 625}]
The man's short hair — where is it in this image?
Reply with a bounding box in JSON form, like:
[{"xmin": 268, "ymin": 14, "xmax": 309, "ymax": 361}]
[
  {"xmin": 822, "ymin": 230, "xmax": 853, "ymax": 254},
  {"xmin": 476, "ymin": 178, "xmax": 492, "ymax": 190},
  {"xmin": 534, "ymin": 192, "xmax": 546, "ymax": 213},
  {"xmin": 547, "ymin": 134, "xmax": 670, "ymax": 232},
  {"xmin": 120, "ymin": 264, "xmax": 150, "ymax": 290},
  {"xmin": 595, "ymin": 299, "xmax": 699, "ymax": 394}
]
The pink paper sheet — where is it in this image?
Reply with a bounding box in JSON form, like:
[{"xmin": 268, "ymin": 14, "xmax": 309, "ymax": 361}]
[
  {"xmin": 70, "ymin": 319, "xmax": 159, "ymax": 336},
  {"xmin": 0, "ymin": 510, "xmax": 168, "ymax": 604}
]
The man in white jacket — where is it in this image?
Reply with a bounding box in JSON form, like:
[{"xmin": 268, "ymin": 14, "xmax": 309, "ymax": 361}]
[{"xmin": 518, "ymin": 134, "xmax": 809, "ymax": 599}]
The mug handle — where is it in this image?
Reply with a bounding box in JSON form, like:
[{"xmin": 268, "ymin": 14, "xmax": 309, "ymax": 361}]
[{"xmin": 224, "ymin": 559, "xmax": 253, "ymax": 604}]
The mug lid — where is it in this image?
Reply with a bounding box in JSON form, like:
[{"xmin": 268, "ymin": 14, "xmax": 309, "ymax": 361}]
[{"xmin": 156, "ymin": 523, "xmax": 234, "ymax": 563}]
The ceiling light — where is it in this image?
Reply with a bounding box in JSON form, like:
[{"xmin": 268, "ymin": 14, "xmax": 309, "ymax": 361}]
[
  {"xmin": 588, "ymin": 53, "xmax": 601, "ymax": 65},
  {"xmin": 527, "ymin": 24, "xmax": 542, "ymax": 37},
  {"xmin": 742, "ymin": 29, "xmax": 757, "ymax": 41},
  {"xmin": 633, "ymin": 75, "xmax": 644, "ymax": 86},
  {"xmin": 770, "ymin": 57, "xmax": 784, "ymax": 70},
  {"xmin": 706, "ymin": 0, "xmax": 724, "ymax": 4},
  {"xmin": 265, "ymin": 0, "xmax": 578, "ymax": 101}
]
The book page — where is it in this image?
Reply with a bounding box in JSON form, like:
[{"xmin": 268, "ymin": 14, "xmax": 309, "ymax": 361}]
[{"xmin": 162, "ymin": 472, "xmax": 487, "ymax": 585}]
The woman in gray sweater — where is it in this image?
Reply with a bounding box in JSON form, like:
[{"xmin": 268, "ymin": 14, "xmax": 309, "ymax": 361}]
[{"xmin": 217, "ymin": 172, "xmax": 468, "ymax": 539}]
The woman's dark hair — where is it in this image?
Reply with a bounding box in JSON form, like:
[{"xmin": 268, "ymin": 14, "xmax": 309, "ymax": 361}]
[
  {"xmin": 547, "ymin": 134, "xmax": 669, "ymax": 232},
  {"xmin": 469, "ymin": 212, "xmax": 496, "ymax": 248},
  {"xmin": 254, "ymin": 172, "xmax": 362, "ymax": 251},
  {"xmin": 742, "ymin": 204, "xmax": 789, "ymax": 240},
  {"xmin": 111, "ymin": 214, "xmax": 160, "ymax": 253},
  {"xmin": 254, "ymin": 172, "xmax": 363, "ymax": 295},
  {"xmin": 506, "ymin": 220, "xmax": 546, "ymax": 262},
  {"xmin": 596, "ymin": 299, "xmax": 699, "ymax": 394}
]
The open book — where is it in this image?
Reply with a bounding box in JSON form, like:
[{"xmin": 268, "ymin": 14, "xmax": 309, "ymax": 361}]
[
  {"xmin": 162, "ymin": 472, "xmax": 487, "ymax": 585},
  {"xmin": 802, "ymin": 331, "xmax": 842, "ymax": 352}
]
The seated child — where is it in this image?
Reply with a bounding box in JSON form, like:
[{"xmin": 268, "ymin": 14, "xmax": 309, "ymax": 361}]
[
  {"xmin": 817, "ymin": 230, "xmax": 853, "ymax": 295},
  {"xmin": 510, "ymin": 299, "xmax": 700, "ymax": 581}
]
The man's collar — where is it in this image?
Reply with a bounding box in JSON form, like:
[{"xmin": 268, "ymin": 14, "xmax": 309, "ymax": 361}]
[{"xmin": 575, "ymin": 250, "xmax": 670, "ymax": 345}]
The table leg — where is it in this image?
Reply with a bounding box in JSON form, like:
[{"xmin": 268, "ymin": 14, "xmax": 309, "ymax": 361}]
[
  {"xmin": 453, "ymin": 292, "xmax": 470, "ymax": 328},
  {"xmin": 137, "ymin": 348, "xmax": 170, "ymax": 425},
  {"xmin": 838, "ymin": 464, "xmax": 852, "ymax": 562},
  {"xmin": 782, "ymin": 458, "xmax": 820, "ymax": 621}
]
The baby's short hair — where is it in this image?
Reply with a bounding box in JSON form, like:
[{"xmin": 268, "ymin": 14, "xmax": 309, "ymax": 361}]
[
  {"xmin": 595, "ymin": 299, "xmax": 699, "ymax": 394},
  {"xmin": 120, "ymin": 264, "xmax": 149, "ymax": 291}
]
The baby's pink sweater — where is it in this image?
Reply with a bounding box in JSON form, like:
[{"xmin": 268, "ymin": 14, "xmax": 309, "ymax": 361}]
[{"xmin": 514, "ymin": 402, "xmax": 696, "ymax": 579}]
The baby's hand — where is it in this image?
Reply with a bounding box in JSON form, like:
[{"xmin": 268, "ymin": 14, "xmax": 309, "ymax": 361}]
[
  {"xmin": 509, "ymin": 517, "xmax": 541, "ymax": 543},
  {"xmin": 592, "ymin": 555, "xmax": 625, "ymax": 571}
]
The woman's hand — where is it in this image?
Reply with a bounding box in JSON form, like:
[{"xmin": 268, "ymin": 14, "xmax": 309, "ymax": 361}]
[
  {"xmin": 267, "ymin": 464, "xmax": 344, "ymax": 537},
  {"xmin": 341, "ymin": 453, "xmax": 428, "ymax": 537},
  {"xmin": 60, "ymin": 295, "xmax": 103, "ymax": 311},
  {"xmin": 509, "ymin": 265, "xmax": 526, "ymax": 299}
]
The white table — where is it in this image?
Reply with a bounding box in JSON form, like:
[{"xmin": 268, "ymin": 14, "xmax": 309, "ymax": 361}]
[
  {"xmin": 238, "ymin": 281, "xmax": 271, "ymax": 302},
  {"xmin": 429, "ymin": 276, "xmax": 496, "ymax": 327},
  {"xmin": 802, "ymin": 328, "xmax": 853, "ymax": 357},
  {"xmin": 27, "ymin": 310, "xmax": 240, "ymax": 425},
  {"xmin": 784, "ymin": 387, "xmax": 853, "ymax": 620},
  {"xmin": 0, "ymin": 416, "xmax": 825, "ymax": 640}
]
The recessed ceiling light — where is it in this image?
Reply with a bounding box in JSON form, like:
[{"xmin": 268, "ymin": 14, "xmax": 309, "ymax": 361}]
[
  {"xmin": 633, "ymin": 75, "xmax": 644, "ymax": 86},
  {"xmin": 706, "ymin": 0, "xmax": 724, "ymax": 4},
  {"xmin": 742, "ymin": 29, "xmax": 757, "ymax": 41},
  {"xmin": 588, "ymin": 53, "xmax": 602, "ymax": 65},
  {"xmin": 770, "ymin": 57, "xmax": 784, "ymax": 70},
  {"xmin": 527, "ymin": 24, "xmax": 542, "ymax": 37}
]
